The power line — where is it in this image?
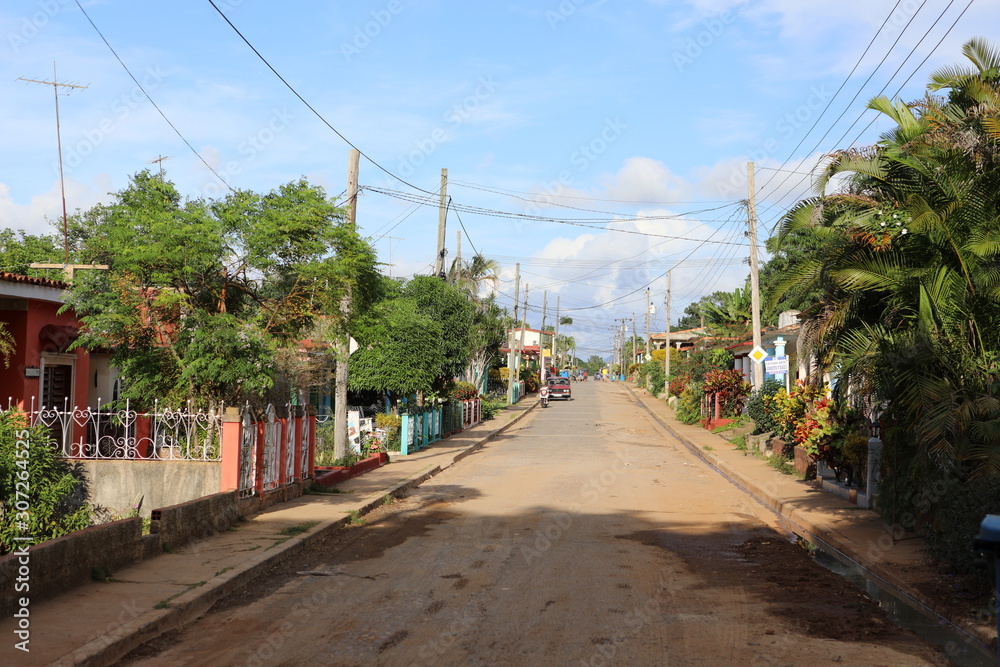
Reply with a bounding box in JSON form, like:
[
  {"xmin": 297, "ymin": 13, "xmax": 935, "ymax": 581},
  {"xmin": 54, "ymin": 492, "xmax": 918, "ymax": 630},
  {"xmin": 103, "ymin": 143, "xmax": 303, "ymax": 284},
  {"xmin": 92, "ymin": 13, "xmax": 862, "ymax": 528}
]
[
  {"xmin": 363, "ymin": 185, "xmax": 753, "ymax": 247},
  {"xmin": 754, "ymin": 0, "xmax": 917, "ymax": 202},
  {"xmin": 74, "ymin": 0, "xmax": 233, "ymax": 191},
  {"xmin": 206, "ymin": 0, "xmax": 436, "ymax": 197},
  {"xmin": 756, "ymin": 0, "xmax": 975, "ymax": 223}
]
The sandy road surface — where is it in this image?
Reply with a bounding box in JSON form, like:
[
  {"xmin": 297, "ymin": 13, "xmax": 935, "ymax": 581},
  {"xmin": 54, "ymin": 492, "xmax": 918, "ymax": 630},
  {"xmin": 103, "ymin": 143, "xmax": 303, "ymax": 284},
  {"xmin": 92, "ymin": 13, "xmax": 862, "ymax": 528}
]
[{"xmin": 128, "ymin": 382, "xmax": 944, "ymax": 666}]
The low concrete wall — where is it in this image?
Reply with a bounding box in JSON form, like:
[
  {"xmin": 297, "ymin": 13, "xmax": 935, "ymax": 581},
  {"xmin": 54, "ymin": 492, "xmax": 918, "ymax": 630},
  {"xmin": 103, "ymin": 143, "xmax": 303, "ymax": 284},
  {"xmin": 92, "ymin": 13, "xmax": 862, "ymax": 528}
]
[
  {"xmin": 80, "ymin": 460, "xmax": 222, "ymax": 518},
  {"xmin": 0, "ymin": 518, "xmax": 146, "ymax": 615},
  {"xmin": 150, "ymin": 491, "xmax": 240, "ymax": 552}
]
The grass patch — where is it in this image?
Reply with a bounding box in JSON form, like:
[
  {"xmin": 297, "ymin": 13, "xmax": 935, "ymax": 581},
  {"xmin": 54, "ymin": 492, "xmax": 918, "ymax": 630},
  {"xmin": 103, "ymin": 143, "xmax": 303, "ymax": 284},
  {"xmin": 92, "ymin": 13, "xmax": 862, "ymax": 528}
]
[
  {"xmin": 702, "ymin": 445, "xmax": 714, "ymax": 451},
  {"xmin": 731, "ymin": 434, "xmax": 747, "ymax": 450},
  {"xmin": 383, "ymin": 493, "xmax": 394, "ymax": 506},
  {"xmin": 348, "ymin": 510, "xmax": 365, "ymax": 526},
  {"xmin": 155, "ymin": 581, "xmax": 207, "ymax": 609},
  {"xmin": 214, "ymin": 567, "xmax": 234, "ymax": 577},
  {"xmin": 305, "ymin": 485, "xmax": 349, "ymax": 495},
  {"xmin": 279, "ymin": 521, "xmax": 319, "ymax": 537},
  {"xmin": 767, "ymin": 456, "xmax": 797, "ymax": 476}
]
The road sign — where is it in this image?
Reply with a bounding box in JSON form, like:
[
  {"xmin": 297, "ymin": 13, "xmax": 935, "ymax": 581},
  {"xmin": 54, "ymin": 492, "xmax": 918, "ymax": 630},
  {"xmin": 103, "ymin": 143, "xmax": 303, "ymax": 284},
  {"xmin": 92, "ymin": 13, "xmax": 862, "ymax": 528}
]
[
  {"xmin": 765, "ymin": 355, "xmax": 789, "ymax": 374},
  {"xmin": 749, "ymin": 346, "xmax": 767, "ymax": 364}
]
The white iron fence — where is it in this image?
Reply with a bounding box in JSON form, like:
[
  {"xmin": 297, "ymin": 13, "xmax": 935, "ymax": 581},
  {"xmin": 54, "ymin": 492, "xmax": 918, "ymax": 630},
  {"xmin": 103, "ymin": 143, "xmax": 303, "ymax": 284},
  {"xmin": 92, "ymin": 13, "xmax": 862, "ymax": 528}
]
[{"xmin": 16, "ymin": 397, "xmax": 224, "ymax": 461}]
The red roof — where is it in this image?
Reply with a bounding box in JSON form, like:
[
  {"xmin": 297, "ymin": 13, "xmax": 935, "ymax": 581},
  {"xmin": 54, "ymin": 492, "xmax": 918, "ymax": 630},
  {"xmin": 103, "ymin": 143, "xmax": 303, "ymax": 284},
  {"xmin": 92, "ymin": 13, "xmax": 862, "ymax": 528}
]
[{"xmin": 0, "ymin": 271, "xmax": 68, "ymax": 290}]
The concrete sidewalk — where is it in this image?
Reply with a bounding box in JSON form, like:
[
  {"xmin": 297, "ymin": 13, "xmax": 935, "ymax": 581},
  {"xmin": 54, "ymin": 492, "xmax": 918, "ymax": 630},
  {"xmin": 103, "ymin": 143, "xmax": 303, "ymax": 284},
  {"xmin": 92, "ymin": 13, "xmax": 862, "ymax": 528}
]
[
  {"xmin": 0, "ymin": 399, "xmax": 537, "ymax": 667},
  {"xmin": 621, "ymin": 381, "xmax": 996, "ymax": 655}
]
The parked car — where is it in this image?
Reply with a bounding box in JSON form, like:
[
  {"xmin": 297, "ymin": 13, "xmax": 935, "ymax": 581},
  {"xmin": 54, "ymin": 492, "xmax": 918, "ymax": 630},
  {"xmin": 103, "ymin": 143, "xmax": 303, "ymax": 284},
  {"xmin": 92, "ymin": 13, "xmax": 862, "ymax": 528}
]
[{"xmin": 546, "ymin": 377, "xmax": 572, "ymax": 400}]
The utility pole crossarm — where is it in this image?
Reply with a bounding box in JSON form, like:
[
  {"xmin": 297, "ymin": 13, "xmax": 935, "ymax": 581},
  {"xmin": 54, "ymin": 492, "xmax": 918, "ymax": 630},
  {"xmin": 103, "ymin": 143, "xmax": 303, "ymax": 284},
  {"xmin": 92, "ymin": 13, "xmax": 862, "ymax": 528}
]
[{"xmin": 29, "ymin": 263, "xmax": 108, "ymax": 281}]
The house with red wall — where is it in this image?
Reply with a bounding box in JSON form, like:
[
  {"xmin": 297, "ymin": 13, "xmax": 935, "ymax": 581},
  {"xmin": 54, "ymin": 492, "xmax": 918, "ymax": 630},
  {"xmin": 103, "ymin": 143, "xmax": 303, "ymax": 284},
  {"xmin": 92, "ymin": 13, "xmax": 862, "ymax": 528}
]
[{"xmin": 0, "ymin": 272, "xmax": 117, "ymax": 445}]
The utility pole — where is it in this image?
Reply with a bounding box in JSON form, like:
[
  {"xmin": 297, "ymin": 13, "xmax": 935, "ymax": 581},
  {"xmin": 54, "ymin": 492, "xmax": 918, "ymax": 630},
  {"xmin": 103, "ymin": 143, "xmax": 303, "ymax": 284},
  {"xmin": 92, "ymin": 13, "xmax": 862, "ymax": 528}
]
[
  {"xmin": 645, "ymin": 288, "xmax": 651, "ymax": 362},
  {"xmin": 665, "ymin": 270, "xmax": 672, "ymax": 396},
  {"xmin": 20, "ymin": 63, "xmax": 87, "ymax": 263},
  {"xmin": 507, "ymin": 263, "xmax": 520, "ymax": 405},
  {"xmin": 748, "ymin": 162, "xmax": 763, "ymax": 392},
  {"xmin": 333, "ymin": 148, "xmax": 360, "ymax": 459},
  {"xmin": 540, "ymin": 291, "xmax": 548, "ymax": 365},
  {"xmin": 632, "ymin": 313, "xmax": 638, "ymax": 367},
  {"xmin": 553, "ymin": 296, "xmax": 560, "ymax": 371},
  {"xmin": 453, "ymin": 229, "xmax": 462, "ymax": 282},
  {"xmin": 382, "ymin": 235, "xmax": 403, "ymax": 277},
  {"xmin": 434, "ymin": 168, "xmax": 448, "ymax": 278},
  {"xmin": 517, "ymin": 286, "xmax": 529, "ymax": 386}
]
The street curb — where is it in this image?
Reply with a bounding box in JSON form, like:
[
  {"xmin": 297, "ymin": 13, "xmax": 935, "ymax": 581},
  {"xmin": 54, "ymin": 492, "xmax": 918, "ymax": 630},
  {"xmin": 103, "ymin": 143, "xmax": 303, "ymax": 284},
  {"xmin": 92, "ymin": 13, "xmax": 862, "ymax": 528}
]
[
  {"xmin": 59, "ymin": 399, "xmax": 537, "ymax": 667},
  {"xmin": 623, "ymin": 383, "xmax": 996, "ymax": 654}
]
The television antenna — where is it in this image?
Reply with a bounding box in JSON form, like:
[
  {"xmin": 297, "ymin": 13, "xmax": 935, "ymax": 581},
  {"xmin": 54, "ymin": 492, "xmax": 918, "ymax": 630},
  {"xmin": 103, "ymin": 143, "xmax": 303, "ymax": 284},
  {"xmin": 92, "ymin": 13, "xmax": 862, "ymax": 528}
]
[{"xmin": 19, "ymin": 63, "xmax": 88, "ymax": 263}]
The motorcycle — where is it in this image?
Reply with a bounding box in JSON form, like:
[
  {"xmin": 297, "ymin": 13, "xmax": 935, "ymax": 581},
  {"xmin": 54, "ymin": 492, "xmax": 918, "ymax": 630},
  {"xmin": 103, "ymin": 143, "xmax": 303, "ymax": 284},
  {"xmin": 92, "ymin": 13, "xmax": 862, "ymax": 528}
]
[{"xmin": 540, "ymin": 386, "xmax": 549, "ymax": 408}]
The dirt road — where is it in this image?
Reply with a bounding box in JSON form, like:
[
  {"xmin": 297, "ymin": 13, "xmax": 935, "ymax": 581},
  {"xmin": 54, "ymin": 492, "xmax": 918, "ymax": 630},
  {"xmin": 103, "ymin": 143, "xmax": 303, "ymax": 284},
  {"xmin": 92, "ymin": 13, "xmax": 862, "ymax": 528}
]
[{"xmin": 128, "ymin": 382, "xmax": 944, "ymax": 666}]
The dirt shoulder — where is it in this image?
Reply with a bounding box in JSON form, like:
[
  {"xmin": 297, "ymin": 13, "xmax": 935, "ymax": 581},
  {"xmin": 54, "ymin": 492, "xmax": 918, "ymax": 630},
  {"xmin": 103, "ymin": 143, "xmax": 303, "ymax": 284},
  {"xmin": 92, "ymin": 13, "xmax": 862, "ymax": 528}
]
[{"xmin": 625, "ymin": 382, "xmax": 997, "ymax": 657}]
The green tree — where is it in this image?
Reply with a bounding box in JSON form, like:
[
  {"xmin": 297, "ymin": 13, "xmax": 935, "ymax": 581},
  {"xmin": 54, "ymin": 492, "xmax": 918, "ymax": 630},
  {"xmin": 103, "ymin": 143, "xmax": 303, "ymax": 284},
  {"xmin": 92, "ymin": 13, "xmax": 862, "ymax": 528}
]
[
  {"xmin": 0, "ymin": 229, "xmax": 62, "ymax": 276},
  {"xmin": 770, "ymin": 38, "xmax": 1000, "ymax": 575},
  {"xmin": 64, "ymin": 171, "xmax": 376, "ymax": 407}
]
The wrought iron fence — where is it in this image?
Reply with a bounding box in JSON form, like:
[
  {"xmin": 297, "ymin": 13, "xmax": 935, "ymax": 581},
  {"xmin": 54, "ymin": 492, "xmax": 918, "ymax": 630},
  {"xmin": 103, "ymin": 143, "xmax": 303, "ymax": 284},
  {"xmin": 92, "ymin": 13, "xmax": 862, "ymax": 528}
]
[{"xmin": 17, "ymin": 397, "xmax": 223, "ymax": 461}]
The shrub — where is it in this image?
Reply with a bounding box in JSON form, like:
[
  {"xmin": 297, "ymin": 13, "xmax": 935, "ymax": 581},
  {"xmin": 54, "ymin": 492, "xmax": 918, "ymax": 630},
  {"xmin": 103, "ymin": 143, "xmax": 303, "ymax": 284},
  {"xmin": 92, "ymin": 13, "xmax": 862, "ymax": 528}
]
[
  {"xmin": 374, "ymin": 412, "xmax": 401, "ymax": 451},
  {"xmin": 481, "ymin": 399, "xmax": 505, "ymax": 420},
  {"xmin": 702, "ymin": 369, "xmax": 751, "ymax": 418},
  {"xmin": 520, "ymin": 368, "xmax": 539, "ymax": 393},
  {"xmin": 0, "ymin": 410, "xmax": 94, "ymax": 554},
  {"xmin": 676, "ymin": 380, "xmax": 704, "ymax": 425},
  {"xmin": 448, "ymin": 381, "xmax": 479, "ymax": 401},
  {"xmin": 744, "ymin": 378, "xmax": 784, "ymax": 435}
]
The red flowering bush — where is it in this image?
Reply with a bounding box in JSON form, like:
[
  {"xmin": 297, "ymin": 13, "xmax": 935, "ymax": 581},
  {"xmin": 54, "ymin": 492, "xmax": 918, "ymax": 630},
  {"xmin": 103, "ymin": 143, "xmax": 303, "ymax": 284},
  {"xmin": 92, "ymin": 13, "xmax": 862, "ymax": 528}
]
[{"xmin": 702, "ymin": 369, "xmax": 751, "ymax": 418}]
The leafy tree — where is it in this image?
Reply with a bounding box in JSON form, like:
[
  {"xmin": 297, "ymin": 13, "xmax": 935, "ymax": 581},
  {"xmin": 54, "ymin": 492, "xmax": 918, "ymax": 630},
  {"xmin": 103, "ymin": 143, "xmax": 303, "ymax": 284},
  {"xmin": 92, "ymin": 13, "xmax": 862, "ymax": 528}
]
[
  {"xmin": 349, "ymin": 293, "xmax": 444, "ymax": 409},
  {"xmin": 584, "ymin": 355, "xmax": 606, "ymax": 373},
  {"xmin": 769, "ymin": 38, "xmax": 1000, "ymax": 578},
  {"xmin": 0, "ymin": 229, "xmax": 63, "ymax": 276},
  {"xmin": 64, "ymin": 171, "xmax": 376, "ymax": 408},
  {"xmin": 402, "ymin": 276, "xmax": 475, "ymax": 386}
]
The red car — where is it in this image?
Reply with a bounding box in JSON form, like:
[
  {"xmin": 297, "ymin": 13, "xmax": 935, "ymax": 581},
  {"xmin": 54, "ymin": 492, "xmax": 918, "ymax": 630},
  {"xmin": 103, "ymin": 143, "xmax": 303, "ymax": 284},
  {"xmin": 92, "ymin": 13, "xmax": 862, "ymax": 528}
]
[{"xmin": 546, "ymin": 377, "xmax": 572, "ymax": 400}]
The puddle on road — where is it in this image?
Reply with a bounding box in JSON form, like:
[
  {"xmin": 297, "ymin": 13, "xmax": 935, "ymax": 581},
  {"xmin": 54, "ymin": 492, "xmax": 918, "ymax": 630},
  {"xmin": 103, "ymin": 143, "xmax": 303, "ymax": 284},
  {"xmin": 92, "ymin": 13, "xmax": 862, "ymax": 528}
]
[{"xmin": 795, "ymin": 535, "xmax": 995, "ymax": 667}]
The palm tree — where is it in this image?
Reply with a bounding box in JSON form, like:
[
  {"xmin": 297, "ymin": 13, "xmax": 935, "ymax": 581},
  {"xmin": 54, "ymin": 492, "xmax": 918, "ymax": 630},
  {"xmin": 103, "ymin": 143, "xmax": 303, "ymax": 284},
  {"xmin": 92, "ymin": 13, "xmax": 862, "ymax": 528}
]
[{"xmin": 772, "ymin": 38, "xmax": 1000, "ymax": 479}]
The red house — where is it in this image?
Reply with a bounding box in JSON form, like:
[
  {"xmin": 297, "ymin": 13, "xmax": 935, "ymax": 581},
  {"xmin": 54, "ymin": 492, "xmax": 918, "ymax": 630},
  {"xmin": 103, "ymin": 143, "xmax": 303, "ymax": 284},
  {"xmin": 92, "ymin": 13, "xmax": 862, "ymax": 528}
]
[{"xmin": 0, "ymin": 272, "xmax": 116, "ymax": 444}]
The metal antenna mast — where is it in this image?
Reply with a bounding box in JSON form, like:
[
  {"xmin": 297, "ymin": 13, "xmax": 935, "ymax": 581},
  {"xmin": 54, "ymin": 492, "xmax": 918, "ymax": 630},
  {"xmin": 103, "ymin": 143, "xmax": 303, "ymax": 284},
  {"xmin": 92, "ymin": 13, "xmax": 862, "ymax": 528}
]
[
  {"xmin": 20, "ymin": 63, "xmax": 88, "ymax": 263},
  {"xmin": 147, "ymin": 155, "xmax": 172, "ymax": 177}
]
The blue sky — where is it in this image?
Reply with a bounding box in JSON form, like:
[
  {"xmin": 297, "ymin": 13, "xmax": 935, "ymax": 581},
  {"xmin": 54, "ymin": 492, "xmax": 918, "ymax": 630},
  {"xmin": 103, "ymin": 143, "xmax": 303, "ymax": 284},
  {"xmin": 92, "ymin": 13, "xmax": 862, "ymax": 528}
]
[{"xmin": 2, "ymin": 0, "xmax": 996, "ymax": 357}]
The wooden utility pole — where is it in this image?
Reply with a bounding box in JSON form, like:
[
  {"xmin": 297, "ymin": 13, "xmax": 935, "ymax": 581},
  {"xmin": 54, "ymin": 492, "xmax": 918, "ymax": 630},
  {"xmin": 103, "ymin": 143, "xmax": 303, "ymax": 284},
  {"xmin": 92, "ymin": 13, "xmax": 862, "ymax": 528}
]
[
  {"xmin": 507, "ymin": 263, "xmax": 521, "ymax": 404},
  {"xmin": 540, "ymin": 291, "xmax": 548, "ymax": 374},
  {"xmin": 748, "ymin": 162, "xmax": 763, "ymax": 392},
  {"xmin": 454, "ymin": 230, "xmax": 462, "ymax": 282},
  {"xmin": 665, "ymin": 270, "xmax": 672, "ymax": 394},
  {"xmin": 334, "ymin": 149, "xmax": 360, "ymax": 459},
  {"xmin": 553, "ymin": 296, "xmax": 561, "ymax": 370},
  {"xmin": 632, "ymin": 313, "xmax": 638, "ymax": 367},
  {"xmin": 434, "ymin": 168, "xmax": 448, "ymax": 278},
  {"xmin": 20, "ymin": 64, "xmax": 87, "ymax": 263},
  {"xmin": 517, "ymin": 286, "xmax": 529, "ymax": 383},
  {"xmin": 645, "ymin": 288, "xmax": 651, "ymax": 362}
]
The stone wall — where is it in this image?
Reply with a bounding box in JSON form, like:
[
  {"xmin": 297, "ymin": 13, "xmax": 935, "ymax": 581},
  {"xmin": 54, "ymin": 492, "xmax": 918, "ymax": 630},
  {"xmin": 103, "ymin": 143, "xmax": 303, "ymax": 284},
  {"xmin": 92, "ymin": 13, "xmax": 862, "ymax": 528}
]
[
  {"xmin": 0, "ymin": 518, "xmax": 155, "ymax": 615},
  {"xmin": 150, "ymin": 491, "xmax": 240, "ymax": 552},
  {"xmin": 80, "ymin": 460, "xmax": 222, "ymax": 518}
]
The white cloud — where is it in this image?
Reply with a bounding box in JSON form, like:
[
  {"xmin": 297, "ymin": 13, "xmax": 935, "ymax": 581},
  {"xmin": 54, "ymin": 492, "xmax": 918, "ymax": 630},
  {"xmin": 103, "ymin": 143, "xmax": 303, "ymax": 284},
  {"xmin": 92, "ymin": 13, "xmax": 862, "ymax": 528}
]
[{"xmin": 0, "ymin": 176, "xmax": 111, "ymax": 237}]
